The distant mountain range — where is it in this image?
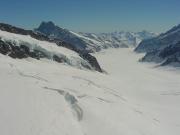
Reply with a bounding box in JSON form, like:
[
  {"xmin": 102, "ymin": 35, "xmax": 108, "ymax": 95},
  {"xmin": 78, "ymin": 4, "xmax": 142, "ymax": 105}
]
[
  {"xmin": 2, "ymin": 21, "xmax": 180, "ymax": 69},
  {"xmin": 135, "ymin": 24, "xmax": 180, "ymax": 67},
  {"xmin": 35, "ymin": 21, "xmax": 157, "ymax": 52}
]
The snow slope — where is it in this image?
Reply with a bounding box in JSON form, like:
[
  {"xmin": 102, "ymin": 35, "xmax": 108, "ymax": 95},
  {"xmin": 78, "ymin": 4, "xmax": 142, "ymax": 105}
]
[
  {"xmin": 0, "ymin": 48, "xmax": 180, "ymax": 135},
  {"xmin": 0, "ymin": 30, "xmax": 93, "ymax": 70}
]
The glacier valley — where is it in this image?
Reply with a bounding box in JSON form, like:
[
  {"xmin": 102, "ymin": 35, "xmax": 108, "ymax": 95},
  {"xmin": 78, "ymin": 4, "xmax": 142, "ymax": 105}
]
[{"xmin": 0, "ymin": 48, "xmax": 180, "ymax": 135}]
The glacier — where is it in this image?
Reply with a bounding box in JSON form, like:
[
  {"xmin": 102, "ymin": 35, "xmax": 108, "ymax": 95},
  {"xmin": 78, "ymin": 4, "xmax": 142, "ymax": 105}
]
[{"xmin": 0, "ymin": 48, "xmax": 180, "ymax": 135}]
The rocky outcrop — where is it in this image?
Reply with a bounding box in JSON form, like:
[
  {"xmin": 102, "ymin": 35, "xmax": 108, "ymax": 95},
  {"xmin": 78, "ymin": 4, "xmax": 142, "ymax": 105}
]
[
  {"xmin": 0, "ymin": 40, "xmax": 28, "ymax": 59},
  {"xmin": 0, "ymin": 39, "xmax": 65, "ymax": 63},
  {"xmin": 80, "ymin": 53, "xmax": 102, "ymax": 72}
]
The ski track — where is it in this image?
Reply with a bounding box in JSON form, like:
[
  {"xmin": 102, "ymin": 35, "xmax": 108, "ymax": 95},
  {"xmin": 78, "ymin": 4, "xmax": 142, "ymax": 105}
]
[{"xmin": 43, "ymin": 86, "xmax": 83, "ymax": 121}]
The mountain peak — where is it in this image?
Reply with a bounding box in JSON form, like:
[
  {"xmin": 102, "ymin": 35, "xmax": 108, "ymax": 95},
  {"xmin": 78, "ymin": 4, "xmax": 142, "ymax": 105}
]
[
  {"xmin": 40, "ymin": 21, "xmax": 56, "ymax": 27},
  {"xmin": 35, "ymin": 21, "xmax": 57, "ymax": 36}
]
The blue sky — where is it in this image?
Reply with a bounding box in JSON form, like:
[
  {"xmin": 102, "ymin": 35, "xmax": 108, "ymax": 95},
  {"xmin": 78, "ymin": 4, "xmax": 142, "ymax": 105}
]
[{"xmin": 0, "ymin": 0, "xmax": 180, "ymax": 33}]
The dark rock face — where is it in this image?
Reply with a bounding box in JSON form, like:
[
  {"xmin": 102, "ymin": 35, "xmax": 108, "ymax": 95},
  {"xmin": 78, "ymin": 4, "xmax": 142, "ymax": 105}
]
[
  {"xmin": 8, "ymin": 45, "xmax": 29, "ymax": 59},
  {"xmin": 0, "ymin": 39, "xmax": 48, "ymax": 60},
  {"xmin": 36, "ymin": 21, "xmax": 56, "ymax": 36},
  {"xmin": 159, "ymin": 43, "xmax": 180, "ymax": 58},
  {"xmin": 80, "ymin": 53, "xmax": 102, "ymax": 72},
  {"xmin": 141, "ymin": 50, "xmax": 163, "ymax": 63},
  {"xmin": 0, "ymin": 40, "xmax": 28, "ymax": 59},
  {"xmin": 0, "ymin": 40, "xmax": 11, "ymax": 55},
  {"xmin": 159, "ymin": 43, "xmax": 180, "ymax": 66},
  {"xmin": 0, "ymin": 23, "xmax": 102, "ymax": 72},
  {"xmin": 53, "ymin": 55, "xmax": 64, "ymax": 63}
]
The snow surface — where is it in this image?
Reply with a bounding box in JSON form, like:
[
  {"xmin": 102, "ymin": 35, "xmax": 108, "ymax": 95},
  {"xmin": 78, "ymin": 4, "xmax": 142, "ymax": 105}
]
[{"xmin": 0, "ymin": 48, "xmax": 180, "ymax": 135}]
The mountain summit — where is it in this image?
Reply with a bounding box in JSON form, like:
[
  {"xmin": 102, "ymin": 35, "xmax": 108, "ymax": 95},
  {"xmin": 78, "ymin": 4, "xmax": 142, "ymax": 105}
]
[
  {"xmin": 36, "ymin": 21, "xmax": 58, "ymax": 36},
  {"xmin": 35, "ymin": 21, "xmax": 89, "ymax": 51}
]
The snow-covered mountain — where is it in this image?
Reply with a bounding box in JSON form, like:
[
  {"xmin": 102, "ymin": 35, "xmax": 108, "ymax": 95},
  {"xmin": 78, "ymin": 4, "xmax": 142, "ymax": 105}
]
[
  {"xmin": 35, "ymin": 21, "xmax": 89, "ymax": 52},
  {"xmin": 135, "ymin": 24, "xmax": 180, "ymax": 67},
  {"xmin": 35, "ymin": 21, "xmax": 157, "ymax": 52},
  {"xmin": 0, "ymin": 23, "xmax": 102, "ymax": 72},
  {"xmin": 135, "ymin": 24, "xmax": 180, "ymax": 53},
  {"xmin": 140, "ymin": 41, "xmax": 180, "ymax": 67}
]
